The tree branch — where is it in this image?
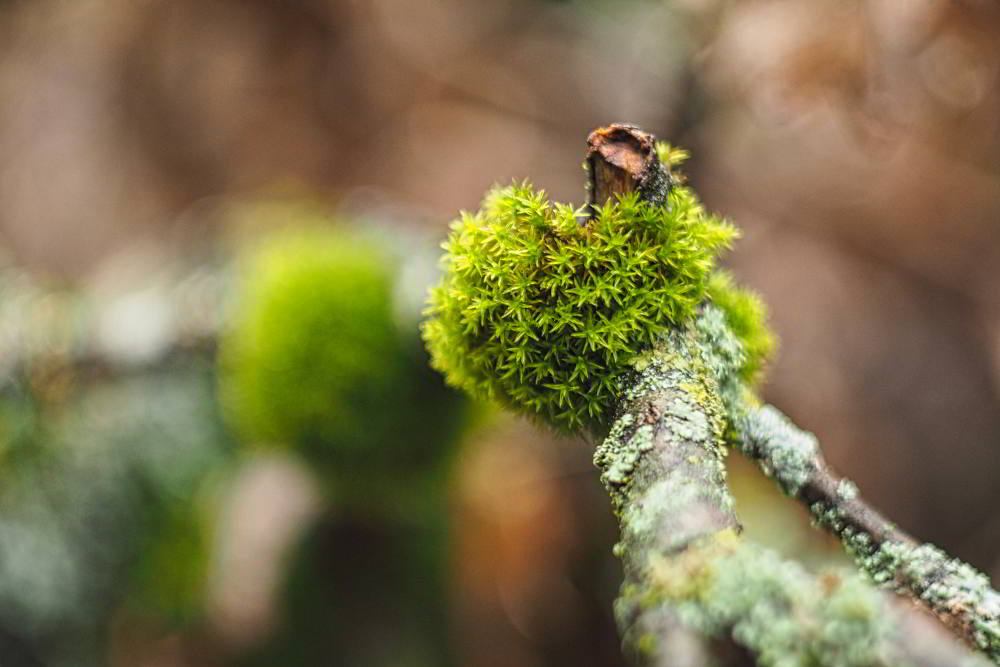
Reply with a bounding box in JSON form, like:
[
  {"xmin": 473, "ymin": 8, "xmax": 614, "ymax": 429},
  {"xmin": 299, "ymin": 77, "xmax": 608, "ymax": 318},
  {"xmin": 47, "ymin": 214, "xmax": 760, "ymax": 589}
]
[
  {"xmin": 586, "ymin": 123, "xmax": 992, "ymax": 666},
  {"xmin": 4, "ymin": 123, "xmax": 996, "ymax": 666},
  {"xmin": 737, "ymin": 404, "xmax": 1000, "ymax": 662},
  {"xmin": 597, "ymin": 339, "xmax": 986, "ymax": 666},
  {"xmin": 595, "ymin": 344, "xmax": 738, "ymax": 664}
]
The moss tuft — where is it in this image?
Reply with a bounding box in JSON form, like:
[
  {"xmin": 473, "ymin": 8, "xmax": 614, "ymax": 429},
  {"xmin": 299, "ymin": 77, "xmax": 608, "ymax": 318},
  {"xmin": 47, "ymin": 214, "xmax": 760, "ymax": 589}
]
[
  {"xmin": 706, "ymin": 271, "xmax": 776, "ymax": 383},
  {"xmin": 423, "ymin": 176, "xmax": 749, "ymax": 432},
  {"xmin": 654, "ymin": 142, "xmax": 691, "ymax": 171},
  {"xmin": 219, "ymin": 228, "xmax": 465, "ymax": 496}
]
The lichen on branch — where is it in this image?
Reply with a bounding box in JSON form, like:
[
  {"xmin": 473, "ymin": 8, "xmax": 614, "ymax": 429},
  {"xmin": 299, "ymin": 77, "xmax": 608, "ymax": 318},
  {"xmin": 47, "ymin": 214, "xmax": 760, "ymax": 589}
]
[
  {"xmin": 694, "ymin": 288, "xmax": 1000, "ymax": 662},
  {"xmin": 736, "ymin": 403, "xmax": 1000, "ymax": 662},
  {"xmin": 601, "ymin": 331, "xmax": 964, "ymax": 667}
]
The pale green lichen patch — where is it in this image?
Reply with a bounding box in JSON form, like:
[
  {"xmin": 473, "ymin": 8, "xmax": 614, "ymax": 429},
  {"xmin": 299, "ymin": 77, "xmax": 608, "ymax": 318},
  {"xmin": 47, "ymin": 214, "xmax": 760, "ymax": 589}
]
[
  {"xmin": 837, "ymin": 479, "xmax": 859, "ymax": 502},
  {"xmin": 596, "ymin": 333, "xmax": 736, "ymax": 561},
  {"xmin": 662, "ymin": 395, "xmax": 712, "ymax": 444},
  {"xmin": 641, "ymin": 536, "xmax": 900, "ymax": 667},
  {"xmin": 596, "ymin": 339, "xmax": 726, "ymax": 481},
  {"xmin": 809, "ymin": 481, "xmax": 1000, "ymax": 661},
  {"xmin": 594, "ymin": 411, "xmax": 638, "ymax": 502},
  {"xmin": 602, "ymin": 421, "xmax": 654, "ymax": 487},
  {"xmin": 811, "ymin": 501, "xmax": 848, "ymax": 536},
  {"xmin": 624, "ymin": 473, "xmax": 703, "ymax": 548},
  {"xmin": 689, "ymin": 304, "xmax": 754, "ymax": 427},
  {"xmin": 705, "ymin": 271, "xmax": 776, "ymax": 384},
  {"xmin": 691, "ymin": 306, "xmax": 745, "ymax": 384}
]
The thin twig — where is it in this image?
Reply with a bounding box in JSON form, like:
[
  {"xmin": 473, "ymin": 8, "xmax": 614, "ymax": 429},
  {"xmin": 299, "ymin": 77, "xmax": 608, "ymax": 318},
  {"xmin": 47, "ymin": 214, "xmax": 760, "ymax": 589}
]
[{"xmin": 737, "ymin": 404, "xmax": 1000, "ymax": 662}]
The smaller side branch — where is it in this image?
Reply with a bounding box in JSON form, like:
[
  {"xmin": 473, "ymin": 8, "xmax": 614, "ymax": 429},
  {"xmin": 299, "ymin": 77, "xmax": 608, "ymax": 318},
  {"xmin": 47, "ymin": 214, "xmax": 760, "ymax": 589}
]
[{"xmin": 738, "ymin": 405, "xmax": 1000, "ymax": 663}]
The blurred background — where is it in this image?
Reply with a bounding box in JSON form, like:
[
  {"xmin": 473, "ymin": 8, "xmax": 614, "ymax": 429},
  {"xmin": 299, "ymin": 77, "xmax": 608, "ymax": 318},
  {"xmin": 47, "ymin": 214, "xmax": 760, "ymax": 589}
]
[{"xmin": 0, "ymin": 0, "xmax": 998, "ymax": 665}]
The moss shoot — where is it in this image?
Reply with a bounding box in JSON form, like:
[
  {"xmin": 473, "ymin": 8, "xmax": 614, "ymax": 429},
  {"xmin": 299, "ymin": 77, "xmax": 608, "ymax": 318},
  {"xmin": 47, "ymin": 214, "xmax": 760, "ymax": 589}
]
[
  {"xmin": 423, "ymin": 148, "xmax": 773, "ymax": 433},
  {"xmin": 219, "ymin": 227, "xmax": 465, "ymax": 497}
]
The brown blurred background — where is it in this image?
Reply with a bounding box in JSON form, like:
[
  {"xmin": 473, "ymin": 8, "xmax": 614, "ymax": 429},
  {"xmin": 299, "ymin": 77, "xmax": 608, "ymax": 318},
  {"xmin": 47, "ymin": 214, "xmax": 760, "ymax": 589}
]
[{"xmin": 0, "ymin": 0, "xmax": 998, "ymax": 665}]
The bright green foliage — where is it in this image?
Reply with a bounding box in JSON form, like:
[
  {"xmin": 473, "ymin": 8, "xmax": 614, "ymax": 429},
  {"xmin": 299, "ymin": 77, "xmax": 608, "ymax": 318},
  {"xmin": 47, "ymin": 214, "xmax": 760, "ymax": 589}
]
[
  {"xmin": 706, "ymin": 271, "xmax": 776, "ymax": 383},
  {"xmin": 655, "ymin": 142, "xmax": 691, "ymax": 170},
  {"xmin": 220, "ymin": 228, "xmax": 465, "ymax": 496},
  {"xmin": 423, "ymin": 181, "xmax": 742, "ymax": 432}
]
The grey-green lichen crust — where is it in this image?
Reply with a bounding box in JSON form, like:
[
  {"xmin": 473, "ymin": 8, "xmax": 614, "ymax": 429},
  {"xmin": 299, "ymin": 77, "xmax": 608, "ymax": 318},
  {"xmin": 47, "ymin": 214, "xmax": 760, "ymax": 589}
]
[
  {"xmin": 636, "ymin": 533, "xmax": 901, "ymax": 667},
  {"xmin": 739, "ymin": 405, "xmax": 820, "ymax": 495},
  {"xmin": 698, "ymin": 305, "xmax": 1000, "ymax": 663},
  {"xmin": 834, "ymin": 524, "xmax": 1000, "ymax": 661},
  {"xmin": 594, "ymin": 324, "xmax": 731, "ymax": 522}
]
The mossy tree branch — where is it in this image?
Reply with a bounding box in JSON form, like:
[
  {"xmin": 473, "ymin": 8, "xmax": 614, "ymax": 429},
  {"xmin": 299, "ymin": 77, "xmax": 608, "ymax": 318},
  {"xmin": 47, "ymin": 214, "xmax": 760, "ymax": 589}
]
[
  {"xmin": 588, "ymin": 125, "xmax": 990, "ymax": 667},
  {"xmin": 596, "ymin": 341, "xmax": 738, "ymax": 665},
  {"xmin": 5, "ymin": 125, "xmax": 997, "ymax": 666}
]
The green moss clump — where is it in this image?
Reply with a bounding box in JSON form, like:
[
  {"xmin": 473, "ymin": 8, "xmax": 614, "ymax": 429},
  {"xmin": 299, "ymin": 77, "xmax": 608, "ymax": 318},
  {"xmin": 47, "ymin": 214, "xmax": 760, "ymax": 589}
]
[
  {"xmin": 220, "ymin": 228, "xmax": 465, "ymax": 497},
  {"xmin": 706, "ymin": 272, "xmax": 775, "ymax": 383},
  {"xmin": 423, "ymin": 168, "xmax": 771, "ymax": 432}
]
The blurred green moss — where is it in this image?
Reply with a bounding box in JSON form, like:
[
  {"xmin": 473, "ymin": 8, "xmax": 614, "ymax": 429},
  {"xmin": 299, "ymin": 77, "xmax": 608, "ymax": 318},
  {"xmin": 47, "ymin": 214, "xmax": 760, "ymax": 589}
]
[
  {"xmin": 126, "ymin": 480, "xmax": 216, "ymax": 622},
  {"xmin": 219, "ymin": 226, "xmax": 467, "ymax": 502}
]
